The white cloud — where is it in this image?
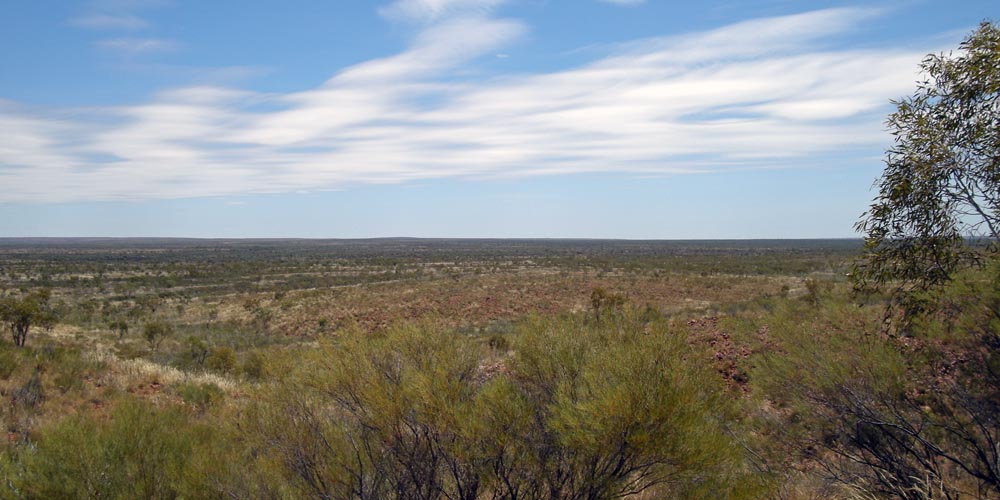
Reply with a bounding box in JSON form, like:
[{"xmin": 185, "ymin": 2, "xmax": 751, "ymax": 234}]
[
  {"xmin": 71, "ymin": 13, "xmax": 148, "ymax": 30},
  {"xmin": 0, "ymin": 7, "xmax": 932, "ymax": 203},
  {"xmin": 96, "ymin": 37, "xmax": 178, "ymax": 54},
  {"xmin": 71, "ymin": 0, "xmax": 170, "ymax": 33},
  {"xmin": 379, "ymin": 0, "xmax": 507, "ymax": 22}
]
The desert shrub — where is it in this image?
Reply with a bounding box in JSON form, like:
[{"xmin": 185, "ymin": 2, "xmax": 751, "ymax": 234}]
[
  {"xmin": 803, "ymin": 277, "xmax": 834, "ymax": 305},
  {"xmin": 107, "ymin": 319, "xmax": 129, "ymax": 339},
  {"xmin": 31, "ymin": 344, "xmax": 104, "ymax": 394},
  {"xmin": 486, "ymin": 332, "xmax": 509, "ymax": 352},
  {"xmin": 114, "ymin": 340, "xmax": 145, "ymax": 360},
  {"xmin": 50, "ymin": 351, "xmax": 103, "ymax": 394},
  {"xmin": 639, "ymin": 302, "xmax": 662, "ymax": 323},
  {"xmin": 205, "ymin": 346, "xmax": 236, "ymax": 374},
  {"xmin": 177, "ymin": 406, "xmax": 285, "ymax": 499},
  {"xmin": 484, "ymin": 319, "xmax": 514, "ymax": 335},
  {"xmin": 0, "ymin": 344, "xmax": 20, "ymax": 379},
  {"xmin": 753, "ymin": 274, "xmax": 1000, "ymax": 498},
  {"xmin": 589, "ymin": 287, "xmax": 626, "ymax": 321},
  {"xmin": 248, "ymin": 316, "xmax": 768, "ymax": 499},
  {"xmin": 11, "ymin": 398, "xmax": 196, "ymax": 499},
  {"xmin": 183, "ymin": 335, "xmax": 209, "ymax": 368},
  {"xmin": 240, "ymin": 351, "xmax": 266, "ymax": 380},
  {"xmin": 508, "ymin": 314, "xmax": 767, "ymax": 499},
  {"xmin": 250, "ymin": 322, "xmax": 485, "ymax": 499},
  {"xmin": 178, "ymin": 382, "xmax": 224, "ymax": 412},
  {"xmin": 143, "ymin": 318, "xmax": 173, "ymax": 351},
  {"xmin": 12, "ymin": 372, "xmax": 44, "ymax": 410}
]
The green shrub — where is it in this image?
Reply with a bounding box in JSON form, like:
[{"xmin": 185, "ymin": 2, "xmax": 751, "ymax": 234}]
[
  {"xmin": 114, "ymin": 340, "xmax": 145, "ymax": 360},
  {"xmin": 12, "ymin": 372, "xmax": 44, "ymax": 409},
  {"xmin": 142, "ymin": 318, "xmax": 173, "ymax": 351},
  {"xmin": 240, "ymin": 351, "xmax": 266, "ymax": 380},
  {"xmin": 0, "ymin": 345, "xmax": 19, "ymax": 379},
  {"xmin": 510, "ymin": 314, "xmax": 766, "ymax": 499},
  {"xmin": 42, "ymin": 346, "xmax": 104, "ymax": 394},
  {"xmin": 205, "ymin": 346, "xmax": 236, "ymax": 374},
  {"xmin": 590, "ymin": 287, "xmax": 626, "ymax": 321},
  {"xmin": 13, "ymin": 398, "xmax": 196, "ymax": 499},
  {"xmin": 751, "ymin": 274, "xmax": 1000, "ymax": 498},
  {"xmin": 248, "ymin": 316, "xmax": 769, "ymax": 499},
  {"xmin": 486, "ymin": 333, "xmax": 508, "ymax": 352},
  {"xmin": 186, "ymin": 335, "xmax": 209, "ymax": 367},
  {"xmin": 178, "ymin": 382, "xmax": 224, "ymax": 412}
]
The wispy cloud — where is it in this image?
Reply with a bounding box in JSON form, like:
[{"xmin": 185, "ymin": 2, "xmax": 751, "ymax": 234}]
[
  {"xmin": 74, "ymin": 0, "xmax": 178, "ymax": 60},
  {"xmin": 111, "ymin": 63, "xmax": 272, "ymax": 84},
  {"xmin": 600, "ymin": 0, "xmax": 646, "ymax": 5},
  {"xmin": 71, "ymin": 13, "xmax": 149, "ymax": 30},
  {"xmin": 0, "ymin": 7, "xmax": 932, "ymax": 203},
  {"xmin": 96, "ymin": 37, "xmax": 178, "ymax": 55},
  {"xmin": 72, "ymin": 0, "xmax": 170, "ymax": 32},
  {"xmin": 379, "ymin": 0, "xmax": 508, "ymax": 23}
]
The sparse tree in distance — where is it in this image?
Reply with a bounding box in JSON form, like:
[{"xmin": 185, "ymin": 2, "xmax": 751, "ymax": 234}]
[
  {"xmin": 0, "ymin": 290, "xmax": 56, "ymax": 347},
  {"xmin": 108, "ymin": 319, "xmax": 129, "ymax": 339},
  {"xmin": 590, "ymin": 287, "xmax": 626, "ymax": 322},
  {"xmin": 143, "ymin": 318, "xmax": 173, "ymax": 351}
]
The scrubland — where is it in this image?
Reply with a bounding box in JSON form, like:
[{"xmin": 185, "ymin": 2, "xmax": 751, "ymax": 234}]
[{"xmin": 0, "ymin": 238, "xmax": 996, "ymax": 499}]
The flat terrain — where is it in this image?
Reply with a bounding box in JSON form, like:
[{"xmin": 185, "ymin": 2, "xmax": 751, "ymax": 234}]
[
  {"xmin": 0, "ymin": 238, "xmax": 886, "ymax": 499},
  {"xmin": 0, "ymin": 237, "xmax": 859, "ymax": 338}
]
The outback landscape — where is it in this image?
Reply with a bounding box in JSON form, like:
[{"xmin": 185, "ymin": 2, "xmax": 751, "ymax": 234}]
[
  {"xmin": 0, "ymin": 233, "xmax": 998, "ymax": 499},
  {"xmin": 0, "ymin": 237, "xmax": 857, "ymax": 496},
  {"xmin": 1, "ymin": 1, "xmax": 998, "ymax": 499}
]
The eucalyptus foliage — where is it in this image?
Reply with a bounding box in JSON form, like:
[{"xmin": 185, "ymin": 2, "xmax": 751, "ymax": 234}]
[{"xmin": 855, "ymin": 21, "xmax": 1000, "ymax": 313}]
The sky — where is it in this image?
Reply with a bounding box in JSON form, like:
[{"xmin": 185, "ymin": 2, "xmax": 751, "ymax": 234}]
[{"xmin": 0, "ymin": 0, "xmax": 994, "ymax": 238}]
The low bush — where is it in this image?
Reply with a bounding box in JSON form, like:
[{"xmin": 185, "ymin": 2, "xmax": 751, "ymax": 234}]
[
  {"xmin": 240, "ymin": 351, "xmax": 266, "ymax": 380},
  {"xmin": 205, "ymin": 346, "xmax": 236, "ymax": 374},
  {"xmin": 10, "ymin": 398, "xmax": 198, "ymax": 499},
  {"xmin": 0, "ymin": 344, "xmax": 20, "ymax": 379},
  {"xmin": 178, "ymin": 382, "xmax": 224, "ymax": 412},
  {"xmin": 242, "ymin": 315, "xmax": 770, "ymax": 499}
]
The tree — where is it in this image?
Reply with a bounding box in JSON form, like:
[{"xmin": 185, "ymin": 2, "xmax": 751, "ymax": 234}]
[
  {"xmin": 142, "ymin": 318, "xmax": 173, "ymax": 351},
  {"xmin": 0, "ymin": 290, "xmax": 56, "ymax": 347},
  {"xmin": 854, "ymin": 21, "xmax": 1000, "ymax": 316},
  {"xmin": 589, "ymin": 287, "xmax": 625, "ymax": 322},
  {"xmin": 829, "ymin": 22, "xmax": 1000, "ymax": 497},
  {"xmin": 108, "ymin": 319, "xmax": 129, "ymax": 339}
]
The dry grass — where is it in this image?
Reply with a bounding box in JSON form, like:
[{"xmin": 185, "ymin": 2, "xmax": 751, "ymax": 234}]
[{"xmin": 87, "ymin": 347, "xmax": 239, "ymax": 394}]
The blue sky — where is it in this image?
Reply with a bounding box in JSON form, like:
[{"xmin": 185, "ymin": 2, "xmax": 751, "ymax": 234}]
[{"xmin": 0, "ymin": 0, "xmax": 994, "ymax": 238}]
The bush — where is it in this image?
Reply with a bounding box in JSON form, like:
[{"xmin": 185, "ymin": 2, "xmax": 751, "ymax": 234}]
[
  {"xmin": 178, "ymin": 382, "xmax": 224, "ymax": 412},
  {"xmin": 240, "ymin": 351, "xmax": 266, "ymax": 380},
  {"xmin": 247, "ymin": 317, "xmax": 769, "ymax": 499},
  {"xmin": 0, "ymin": 345, "xmax": 20, "ymax": 379},
  {"xmin": 185, "ymin": 335, "xmax": 209, "ymax": 367},
  {"xmin": 114, "ymin": 340, "xmax": 145, "ymax": 360},
  {"xmin": 36, "ymin": 345, "xmax": 104, "ymax": 394},
  {"xmin": 12, "ymin": 398, "xmax": 196, "ymax": 499},
  {"xmin": 590, "ymin": 287, "xmax": 626, "ymax": 321},
  {"xmin": 509, "ymin": 314, "xmax": 765, "ymax": 498},
  {"xmin": 486, "ymin": 333, "xmax": 508, "ymax": 352},
  {"xmin": 12, "ymin": 372, "xmax": 44, "ymax": 410},
  {"xmin": 205, "ymin": 346, "xmax": 236, "ymax": 374},
  {"xmin": 752, "ymin": 274, "xmax": 1000, "ymax": 498},
  {"xmin": 142, "ymin": 318, "xmax": 173, "ymax": 351}
]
